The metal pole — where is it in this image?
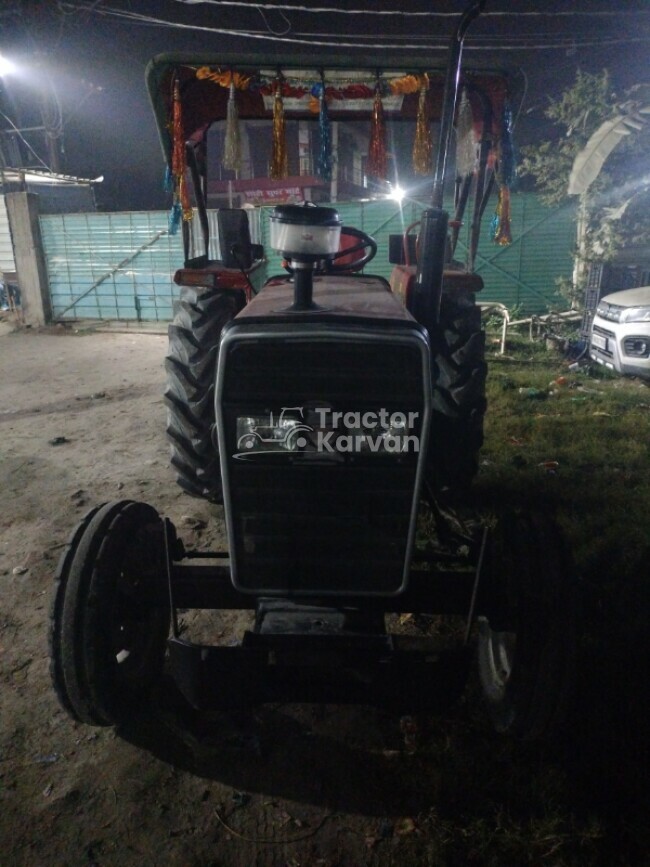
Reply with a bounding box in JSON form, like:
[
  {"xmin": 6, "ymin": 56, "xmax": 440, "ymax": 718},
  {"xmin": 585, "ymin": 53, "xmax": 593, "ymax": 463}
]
[{"xmin": 431, "ymin": 0, "xmax": 487, "ymax": 210}]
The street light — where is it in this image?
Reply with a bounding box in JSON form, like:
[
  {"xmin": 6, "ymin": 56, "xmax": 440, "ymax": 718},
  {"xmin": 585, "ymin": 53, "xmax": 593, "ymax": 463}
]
[{"xmin": 0, "ymin": 54, "xmax": 16, "ymax": 78}]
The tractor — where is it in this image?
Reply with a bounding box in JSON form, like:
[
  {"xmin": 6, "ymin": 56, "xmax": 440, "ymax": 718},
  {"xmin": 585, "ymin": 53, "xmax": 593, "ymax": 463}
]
[{"xmin": 50, "ymin": 0, "xmax": 576, "ymax": 741}]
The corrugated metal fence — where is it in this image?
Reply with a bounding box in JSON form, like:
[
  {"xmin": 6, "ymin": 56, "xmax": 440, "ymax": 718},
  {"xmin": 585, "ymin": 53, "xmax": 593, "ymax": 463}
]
[
  {"xmin": 40, "ymin": 193, "xmax": 576, "ymax": 322},
  {"xmin": 41, "ymin": 211, "xmax": 183, "ymax": 321},
  {"xmin": 261, "ymin": 193, "xmax": 577, "ymax": 315}
]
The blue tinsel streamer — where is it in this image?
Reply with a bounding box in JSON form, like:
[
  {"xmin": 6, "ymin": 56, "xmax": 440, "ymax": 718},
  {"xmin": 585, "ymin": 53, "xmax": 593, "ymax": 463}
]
[
  {"xmin": 313, "ymin": 83, "xmax": 332, "ymax": 181},
  {"xmin": 168, "ymin": 201, "xmax": 182, "ymax": 235},
  {"xmin": 163, "ymin": 164, "xmax": 174, "ymax": 193},
  {"xmin": 498, "ymin": 100, "xmax": 516, "ymax": 187}
]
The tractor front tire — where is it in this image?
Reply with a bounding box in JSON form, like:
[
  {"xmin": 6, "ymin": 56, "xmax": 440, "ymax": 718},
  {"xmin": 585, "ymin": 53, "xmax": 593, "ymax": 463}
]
[
  {"xmin": 49, "ymin": 501, "xmax": 170, "ymax": 726},
  {"xmin": 165, "ymin": 288, "xmax": 238, "ymax": 502},
  {"xmin": 477, "ymin": 509, "xmax": 577, "ymax": 740},
  {"xmin": 428, "ymin": 293, "xmax": 486, "ymax": 498}
]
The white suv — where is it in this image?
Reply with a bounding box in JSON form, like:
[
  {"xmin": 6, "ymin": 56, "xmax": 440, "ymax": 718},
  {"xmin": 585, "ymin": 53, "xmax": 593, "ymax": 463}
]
[{"xmin": 589, "ymin": 286, "xmax": 650, "ymax": 379}]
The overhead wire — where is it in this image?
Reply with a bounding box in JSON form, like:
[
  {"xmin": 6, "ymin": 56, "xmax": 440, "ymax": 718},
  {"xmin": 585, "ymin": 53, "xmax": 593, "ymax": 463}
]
[
  {"xmin": 171, "ymin": 0, "xmax": 650, "ymax": 18},
  {"xmin": 255, "ymin": 5, "xmax": 292, "ymax": 36},
  {"xmin": 57, "ymin": 4, "xmax": 650, "ymax": 51},
  {"xmin": 0, "ymin": 109, "xmax": 52, "ymax": 171}
]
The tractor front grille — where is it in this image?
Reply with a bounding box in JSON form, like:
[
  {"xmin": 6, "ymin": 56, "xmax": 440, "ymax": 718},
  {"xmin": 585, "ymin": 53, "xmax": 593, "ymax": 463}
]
[{"xmin": 216, "ymin": 324, "xmax": 430, "ymax": 597}]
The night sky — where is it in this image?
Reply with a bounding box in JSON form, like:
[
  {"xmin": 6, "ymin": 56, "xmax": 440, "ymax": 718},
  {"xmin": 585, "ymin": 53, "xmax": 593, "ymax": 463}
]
[{"xmin": 0, "ymin": 0, "xmax": 648, "ymax": 211}]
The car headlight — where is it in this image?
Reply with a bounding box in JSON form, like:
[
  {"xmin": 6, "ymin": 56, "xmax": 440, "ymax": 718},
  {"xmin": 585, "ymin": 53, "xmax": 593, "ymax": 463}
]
[
  {"xmin": 619, "ymin": 306, "xmax": 650, "ymax": 324},
  {"xmin": 596, "ymin": 302, "xmax": 623, "ymax": 322}
]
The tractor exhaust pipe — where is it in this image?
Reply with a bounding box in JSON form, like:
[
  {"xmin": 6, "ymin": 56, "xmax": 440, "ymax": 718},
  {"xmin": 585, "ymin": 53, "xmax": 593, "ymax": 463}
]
[
  {"xmin": 414, "ymin": 0, "xmax": 486, "ymax": 331},
  {"xmin": 432, "ymin": 0, "xmax": 487, "ymax": 210}
]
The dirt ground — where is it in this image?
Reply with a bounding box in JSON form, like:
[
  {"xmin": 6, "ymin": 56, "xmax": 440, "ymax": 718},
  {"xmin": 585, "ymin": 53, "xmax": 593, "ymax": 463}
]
[
  {"xmin": 0, "ymin": 324, "xmax": 444, "ymax": 867},
  {"xmin": 0, "ymin": 323, "xmax": 647, "ymax": 867}
]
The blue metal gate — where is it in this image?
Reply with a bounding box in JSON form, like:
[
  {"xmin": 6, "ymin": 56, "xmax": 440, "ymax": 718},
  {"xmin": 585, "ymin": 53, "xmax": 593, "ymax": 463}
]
[{"xmin": 40, "ymin": 211, "xmax": 184, "ymax": 322}]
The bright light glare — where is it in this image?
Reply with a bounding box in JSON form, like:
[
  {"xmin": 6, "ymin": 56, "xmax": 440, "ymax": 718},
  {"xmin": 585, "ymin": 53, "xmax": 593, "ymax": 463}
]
[
  {"xmin": 389, "ymin": 184, "xmax": 406, "ymax": 204},
  {"xmin": 0, "ymin": 54, "xmax": 17, "ymax": 77}
]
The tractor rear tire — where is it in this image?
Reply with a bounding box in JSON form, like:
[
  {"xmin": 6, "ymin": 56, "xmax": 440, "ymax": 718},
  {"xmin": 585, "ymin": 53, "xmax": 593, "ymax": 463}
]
[
  {"xmin": 49, "ymin": 501, "xmax": 170, "ymax": 726},
  {"xmin": 477, "ymin": 509, "xmax": 577, "ymax": 740},
  {"xmin": 165, "ymin": 289, "xmax": 238, "ymax": 502},
  {"xmin": 428, "ymin": 293, "xmax": 486, "ymax": 498}
]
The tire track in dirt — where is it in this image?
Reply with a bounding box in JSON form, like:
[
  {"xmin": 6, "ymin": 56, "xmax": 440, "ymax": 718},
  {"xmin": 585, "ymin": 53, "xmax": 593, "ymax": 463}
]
[{"xmin": 0, "ymin": 384, "xmax": 161, "ymax": 423}]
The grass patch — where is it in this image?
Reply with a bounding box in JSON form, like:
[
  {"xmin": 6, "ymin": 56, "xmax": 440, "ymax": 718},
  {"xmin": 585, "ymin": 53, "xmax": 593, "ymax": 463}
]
[{"xmin": 413, "ymin": 329, "xmax": 650, "ymax": 866}]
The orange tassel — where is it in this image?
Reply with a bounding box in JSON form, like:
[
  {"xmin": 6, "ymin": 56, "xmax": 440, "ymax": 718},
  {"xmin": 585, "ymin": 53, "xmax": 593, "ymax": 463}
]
[
  {"xmin": 412, "ymin": 83, "xmax": 432, "ymax": 176},
  {"xmin": 171, "ymin": 81, "xmax": 192, "ymax": 221},
  {"xmin": 367, "ymin": 86, "xmax": 387, "ymax": 181},
  {"xmin": 270, "ymin": 82, "xmax": 288, "ymax": 180}
]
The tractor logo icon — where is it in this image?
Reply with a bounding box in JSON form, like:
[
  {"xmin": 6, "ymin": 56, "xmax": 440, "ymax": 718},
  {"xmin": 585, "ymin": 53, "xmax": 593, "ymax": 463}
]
[{"xmin": 236, "ymin": 407, "xmax": 313, "ymax": 455}]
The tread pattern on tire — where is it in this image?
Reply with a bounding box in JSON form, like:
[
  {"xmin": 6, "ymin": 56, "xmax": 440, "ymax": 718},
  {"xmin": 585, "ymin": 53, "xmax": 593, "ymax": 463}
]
[
  {"xmin": 82, "ymin": 502, "xmax": 170, "ymax": 724},
  {"xmin": 165, "ymin": 288, "xmax": 238, "ymax": 502},
  {"xmin": 49, "ymin": 504, "xmax": 106, "ymax": 720},
  {"xmin": 478, "ymin": 509, "xmax": 577, "ymax": 740},
  {"xmin": 50, "ymin": 502, "xmax": 133, "ymax": 725},
  {"xmin": 49, "ymin": 501, "xmax": 169, "ymax": 726},
  {"xmin": 428, "ymin": 292, "xmax": 487, "ymax": 496}
]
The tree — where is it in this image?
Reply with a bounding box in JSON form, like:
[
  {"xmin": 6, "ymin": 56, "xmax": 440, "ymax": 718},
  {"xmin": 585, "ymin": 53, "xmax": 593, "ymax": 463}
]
[{"xmin": 520, "ymin": 71, "xmax": 650, "ymax": 307}]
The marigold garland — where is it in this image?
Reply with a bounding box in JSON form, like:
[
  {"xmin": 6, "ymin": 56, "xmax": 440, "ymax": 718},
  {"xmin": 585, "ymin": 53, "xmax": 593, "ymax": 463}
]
[
  {"xmin": 195, "ymin": 67, "xmax": 253, "ymax": 90},
  {"xmin": 389, "ymin": 74, "xmax": 422, "ymax": 95}
]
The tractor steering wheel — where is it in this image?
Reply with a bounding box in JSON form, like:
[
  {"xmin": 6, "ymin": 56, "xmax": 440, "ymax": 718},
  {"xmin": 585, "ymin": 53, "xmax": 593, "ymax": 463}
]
[
  {"xmin": 281, "ymin": 226, "xmax": 377, "ymax": 275},
  {"xmin": 324, "ymin": 226, "xmax": 377, "ymax": 273}
]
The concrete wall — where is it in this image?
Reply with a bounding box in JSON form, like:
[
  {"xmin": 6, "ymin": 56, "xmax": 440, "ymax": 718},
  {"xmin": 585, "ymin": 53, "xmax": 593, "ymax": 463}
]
[{"xmin": 5, "ymin": 192, "xmax": 52, "ymax": 326}]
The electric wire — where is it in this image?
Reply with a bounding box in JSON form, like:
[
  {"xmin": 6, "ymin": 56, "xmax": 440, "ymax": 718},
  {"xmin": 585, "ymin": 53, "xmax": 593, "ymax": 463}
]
[
  {"xmin": 0, "ymin": 108, "xmax": 52, "ymax": 171},
  {"xmin": 171, "ymin": 0, "xmax": 650, "ymax": 18},
  {"xmin": 255, "ymin": 5, "xmax": 292, "ymax": 36},
  {"xmin": 57, "ymin": 4, "xmax": 650, "ymax": 51}
]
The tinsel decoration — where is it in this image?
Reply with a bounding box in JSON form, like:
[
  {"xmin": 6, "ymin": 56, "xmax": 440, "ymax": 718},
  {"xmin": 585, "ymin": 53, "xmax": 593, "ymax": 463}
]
[
  {"xmin": 490, "ymin": 187, "xmax": 511, "ymax": 246},
  {"xmin": 367, "ymin": 82, "xmax": 387, "ymax": 181},
  {"xmin": 412, "ymin": 76, "xmax": 432, "ymax": 176},
  {"xmin": 455, "ymin": 88, "xmax": 477, "ymax": 178},
  {"xmin": 269, "ymin": 80, "xmax": 288, "ymax": 180},
  {"xmin": 163, "ymin": 163, "xmax": 173, "ymax": 194},
  {"xmin": 491, "ymin": 100, "xmax": 515, "ymax": 245},
  {"xmin": 315, "ymin": 81, "xmax": 332, "ymax": 181},
  {"xmin": 222, "ymin": 82, "xmax": 242, "ymax": 173},
  {"xmin": 169, "ymin": 80, "xmax": 192, "ymax": 235},
  {"xmin": 169, "ymin": 201, "xmax": 182, "ymax": 235}
]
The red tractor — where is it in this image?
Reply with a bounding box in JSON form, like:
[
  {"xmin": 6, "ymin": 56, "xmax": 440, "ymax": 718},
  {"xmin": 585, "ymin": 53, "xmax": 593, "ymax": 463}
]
[{"xmin": 50, "ymin": 1, "xmax": 576, "ymax": 741}]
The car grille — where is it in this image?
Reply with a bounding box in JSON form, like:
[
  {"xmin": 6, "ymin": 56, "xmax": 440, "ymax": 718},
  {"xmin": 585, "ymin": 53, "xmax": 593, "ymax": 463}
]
[{"xmin": 592, "ymin": 323, "xmax": 615, "ymax": 357}]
